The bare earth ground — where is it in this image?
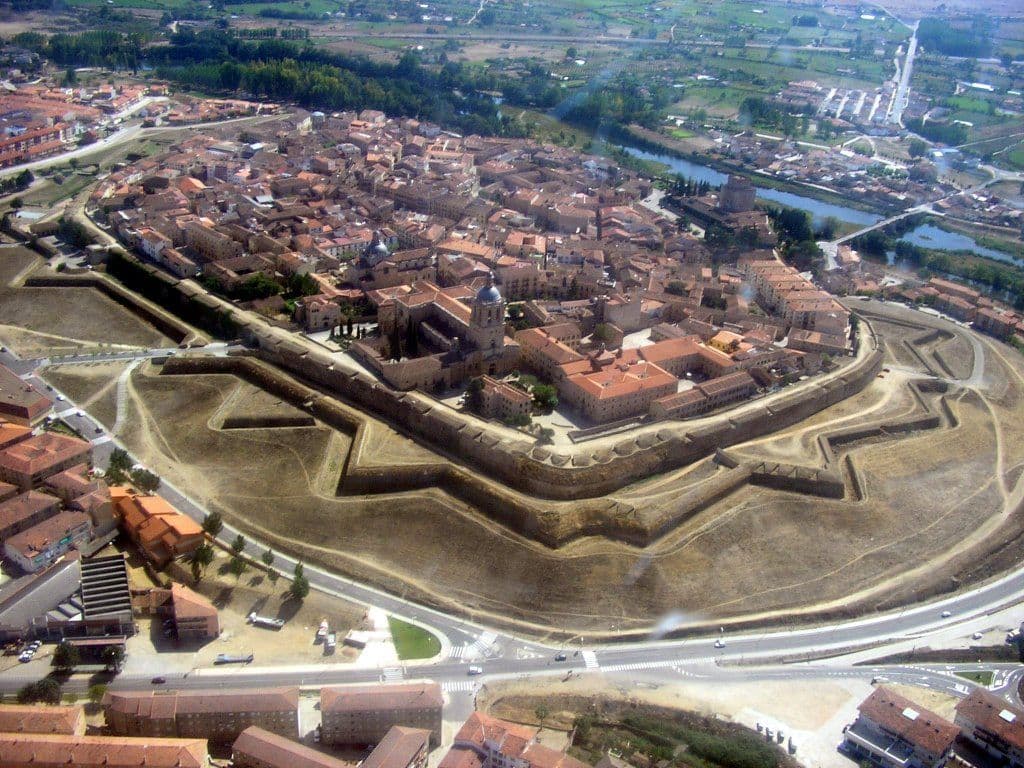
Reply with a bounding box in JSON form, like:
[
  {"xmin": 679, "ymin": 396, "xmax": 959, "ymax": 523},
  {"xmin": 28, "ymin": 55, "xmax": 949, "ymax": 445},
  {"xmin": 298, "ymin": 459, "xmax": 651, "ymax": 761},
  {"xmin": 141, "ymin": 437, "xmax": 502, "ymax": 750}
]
[
  {"xmin": 480, "ymin": 675, "xmax": 872, "ymax": 768},
  {"xmin": 0, "ymin": 285, "xmax": 173, "ymax": 358},
  {"xmin": 66, "ymin": 298, "xmax": 1024, "ymax": 634},
  {"xmin": 95, "ymin": 536, "xmax": 365, "ymax": 672},
  {"xmin": 42, "ymin": 361, "xmax": 130, "ymax": 429}
]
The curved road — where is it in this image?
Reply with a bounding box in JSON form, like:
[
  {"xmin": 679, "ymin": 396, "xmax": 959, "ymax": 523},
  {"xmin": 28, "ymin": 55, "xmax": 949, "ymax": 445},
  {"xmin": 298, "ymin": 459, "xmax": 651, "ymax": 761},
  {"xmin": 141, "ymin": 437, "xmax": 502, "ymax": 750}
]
[{"xmin": 0, "ymin": 324, "xmax": 1020, "ymax": 703}]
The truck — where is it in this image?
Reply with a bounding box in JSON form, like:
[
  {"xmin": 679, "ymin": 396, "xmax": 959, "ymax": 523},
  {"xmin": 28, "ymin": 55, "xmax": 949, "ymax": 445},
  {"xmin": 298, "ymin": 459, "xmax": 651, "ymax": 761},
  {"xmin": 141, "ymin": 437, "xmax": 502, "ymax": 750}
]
[
  {"xmin": 316, "ymin": 620, "xmax": 329, "ymax": 643},
  {"xmin": 215, "ymin": 653, "xmax": 254, "ymax": 665},
  {"xmin": 247, "ymin": 611, "xmax": 285, "ymax": 630}
]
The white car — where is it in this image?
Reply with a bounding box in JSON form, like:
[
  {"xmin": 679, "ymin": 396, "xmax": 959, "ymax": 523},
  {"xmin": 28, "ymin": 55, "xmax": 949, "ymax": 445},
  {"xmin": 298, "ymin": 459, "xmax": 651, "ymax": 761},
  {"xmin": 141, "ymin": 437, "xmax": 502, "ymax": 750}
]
[
  {"xmin": 714, "ymin": 639, "xmax": 726, "ymax": 649},
  {"xmin": 941, "ymin": 610, "xmax": 952, "ymax": 618},
  {"xmin": 467, "ymin": 665, "xmax": 483, "ymax": 675}
]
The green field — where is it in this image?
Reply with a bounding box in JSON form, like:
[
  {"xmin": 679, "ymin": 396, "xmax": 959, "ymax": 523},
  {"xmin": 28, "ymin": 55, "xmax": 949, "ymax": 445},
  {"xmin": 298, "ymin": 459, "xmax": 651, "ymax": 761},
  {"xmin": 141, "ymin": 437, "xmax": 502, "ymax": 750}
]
[
  {"xmin": 955, "ymin": 670, "xmax": 994, "ymax": 686},
  {"xmin": 388, "ymin": 617, "xmax": 441, "ymax": 660}
]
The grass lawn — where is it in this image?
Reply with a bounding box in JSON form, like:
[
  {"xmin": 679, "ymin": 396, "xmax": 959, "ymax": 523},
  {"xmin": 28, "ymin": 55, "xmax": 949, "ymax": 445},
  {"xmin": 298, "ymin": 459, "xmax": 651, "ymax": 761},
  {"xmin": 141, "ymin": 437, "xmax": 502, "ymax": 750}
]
[
  {"xmin": 388, "ymin": 617, "xmax": 441, "ymax": 660},
  {"xmin": 955, "ymin": 670, "xmax": 994, "ymax": 686}
]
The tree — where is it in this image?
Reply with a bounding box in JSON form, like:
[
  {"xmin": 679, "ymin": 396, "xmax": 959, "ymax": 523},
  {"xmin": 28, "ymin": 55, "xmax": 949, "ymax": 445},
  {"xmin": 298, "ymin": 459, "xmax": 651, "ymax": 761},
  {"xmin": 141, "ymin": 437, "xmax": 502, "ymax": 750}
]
[
  {"xmin": 106, "ymin": 448, "xmax": 133, "ymax": 485},
  {"xmin": 665, "ymin": 281, "xmax": 686, "ymax": 296},
  {"xmin": 593, "ymin": 323, "xmax": 614, "ymax": 343},
  {"xmin": 228, "ymin": 555, "xmax": 247, "ymax": 581},
  {"xmin": 202, "ymin": 511, "xmax": 223, "ymax": 537},
  {"xmin": 532, "ymin": 384, "xmax": 558, "ymax": 412},
  {"xmin": 405, "ymin": 317, "xmax": 419, "ymax": 357},
  {"xmin": 129, "ymin": 467, "xmax": 160, "ymax": 494},
  {"xmin": 566, "ymin": 47, "xmax": 577, "ymax": 59},
  {"xmin": 231, "ymin": 534, "xmax": 246, "ymax": 555},
  {"xmin": 189, "ymin": 542, "xmax": 215, "ymax": 582},
  {"xmin": 17, "ymin": 677, "xmax": 61, "ymax": 704},
  {"xmin": 289, "ymin": 573, "xmax": 310, "ymax": 600},
  {"xmin": 537, "ymin": 427, "xmax": 555, "ymax": 445},
  {"xmin": 88, "ymin": 683, "xmax": 107, "ymax": 704},
  {"xmin": 908, "ymin": 138, "xmax": 928, "ymax": 159},
  {"xmin": 267, "ymin": 569, "xmax": 279, "ymax": 586},
  {"xmin": 101, "ymin": 645, "xmax": 124, "ymax": 672},
  {"xmin": 293, "ymin": 562, "xmax": 304, "ymax": 579},
  {"xmin": 465, "ymin": 377, "xmax": 485, "ymax": 413},
  {"xmin": 9, "ymin": 197, "xmax": 23, "ymax": 209},
  {"xmin": 52, "ymin": 641, "xmax": 79, "ymax": 670},
  {"xmin": 535, "ymin": 704, "xmax": 550, "ymax": 724},
  {"xmin": 262, "ymin": 549, "xmax": 275, "ymax": 568}
]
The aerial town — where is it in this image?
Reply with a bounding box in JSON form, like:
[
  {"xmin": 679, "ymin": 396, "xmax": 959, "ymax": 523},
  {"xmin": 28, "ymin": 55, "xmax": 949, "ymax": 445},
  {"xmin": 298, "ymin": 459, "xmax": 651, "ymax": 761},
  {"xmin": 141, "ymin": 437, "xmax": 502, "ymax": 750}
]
[{"xmin": 0, "ymin": 0, "xmax": 1023, "ymax": 766}]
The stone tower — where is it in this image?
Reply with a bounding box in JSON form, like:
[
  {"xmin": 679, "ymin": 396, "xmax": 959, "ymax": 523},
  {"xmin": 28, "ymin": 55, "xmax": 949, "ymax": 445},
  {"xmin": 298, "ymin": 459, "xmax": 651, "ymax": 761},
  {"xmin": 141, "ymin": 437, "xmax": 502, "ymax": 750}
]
[{"xmin": 468, "ymin": 274, "xmax": 505, "ymax": 354}]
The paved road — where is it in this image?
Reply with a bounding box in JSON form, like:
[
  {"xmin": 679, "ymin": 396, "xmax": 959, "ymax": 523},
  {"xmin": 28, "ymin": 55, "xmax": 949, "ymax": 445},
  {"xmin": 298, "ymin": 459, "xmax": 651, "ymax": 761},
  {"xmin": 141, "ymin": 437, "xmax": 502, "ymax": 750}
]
[{"xmin": 2, "ymin": 338, "xmax": 1022, "ymax": 703}]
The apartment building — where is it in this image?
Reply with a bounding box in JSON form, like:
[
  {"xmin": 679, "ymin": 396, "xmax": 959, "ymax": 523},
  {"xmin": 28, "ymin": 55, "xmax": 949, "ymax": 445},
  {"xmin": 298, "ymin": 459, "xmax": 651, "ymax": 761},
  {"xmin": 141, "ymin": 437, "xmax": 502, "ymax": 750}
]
[
  {"xmin": 0, "ymin": 432, "xmax": 92, "ymax": 491},
  {"xmin": 955, "ymin": 689, "xmax": 1024, "ymax": 768},
  {"xmin": 0, "ymin": 733, "xmax": 209, "ymax": 768},
  {"xmin": 476, "ymin": 375, "xmax": 532, "ymax": 422},
  {"xmin": 560, "ymin": 353, "xmax": 676, "ymax": 424},
  {"xmin": 111, "ymin": 487, "xmax": 204, "ymax": 566},
  {"xmin": 0, "ymin": 363, "xmax": 52, "ymax": 426},
  {"xmin": 320, "ymin": 683, "xmax": 443, "ymax": 746},
  {"xmin": 3, "ymin": 509, "xmax": 92, "ymax": 573},
  {"xmin": 0, "ymin": 703, "xmax": 86, "ymax": 735},
  {"xmin": 104, "ymin": 687, "xmax": 299, "ymax": 743},
  {"xmin": 232, "ymin": 726, "xmax": 350, "ymax": 768},
  {"xmin": 843, "ymin": 687, "xmax": 959, "ymax": 768},
  {"xmin": 0, "ymin": 490, "xmax": 60, "ymax": 540},
  {"xmin": 360, "ymin": 726, "xmax": 432, "ymax": 768},
  {"xmin": 439, "ymin": 712, "xmax": 590, "ymax": 768}
]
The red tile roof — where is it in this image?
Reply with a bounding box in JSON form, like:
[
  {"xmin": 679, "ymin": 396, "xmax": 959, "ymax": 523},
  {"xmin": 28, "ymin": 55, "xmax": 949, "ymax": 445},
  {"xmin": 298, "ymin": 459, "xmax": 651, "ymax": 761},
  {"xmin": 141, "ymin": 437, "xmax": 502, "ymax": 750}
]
[
  {"xmin": 321, "ymin": 683, "xmax": 442, "ymax": 713},
  {"xmin": 858, "ymin": 687, "xmax": 959, "ymax": 757},
  {"xmin": 955, "ymin": 688, "xmax": 1024, "ymax": 752},
  {"xmin": 233, "ymin": 726, "xmax": 351, "ymax": 768}
]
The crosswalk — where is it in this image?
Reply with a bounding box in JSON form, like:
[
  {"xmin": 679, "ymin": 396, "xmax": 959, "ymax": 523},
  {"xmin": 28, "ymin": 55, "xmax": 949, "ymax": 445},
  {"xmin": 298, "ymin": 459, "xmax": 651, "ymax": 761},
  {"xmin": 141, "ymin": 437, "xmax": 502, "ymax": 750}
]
[
  {"xmin": 595, "ymin": 657, "xmax": 717, "ymax": 674},
  {"xmin": 443, "ymin": 681, "xmax": 479, "ymax": 693},
  {"xmin": 381, "ymin": 667, "xmax": 404, "ymax": 683},
  {"xmin": 450, "ymin": 631, "xmax": 498, "ymax": 660},
  {"xmin": 582, "ymin": 650, "xmax": 599, "ymax": 669}
]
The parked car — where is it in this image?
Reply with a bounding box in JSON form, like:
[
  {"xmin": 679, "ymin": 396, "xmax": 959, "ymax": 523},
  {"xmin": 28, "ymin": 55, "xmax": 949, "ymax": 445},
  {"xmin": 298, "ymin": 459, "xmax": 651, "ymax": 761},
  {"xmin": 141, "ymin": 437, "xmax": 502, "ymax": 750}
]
[
  {"xmin": 554, "ymin": 652, "xmax": 567, "ymax": 662},
  {"xmin": 151, "ymin": 676, "xmax": 166, "ymax": 684},
  {"xmin": 18, "ymin": 652, "xmax": 32, "ymax": 663},
  {"xmin": 941, "ymin": 610, "xmax": 952, "ymax": 618},
  {"xmin": 468, "ymin": 665, "xmax": 483, "ymax": 675}
]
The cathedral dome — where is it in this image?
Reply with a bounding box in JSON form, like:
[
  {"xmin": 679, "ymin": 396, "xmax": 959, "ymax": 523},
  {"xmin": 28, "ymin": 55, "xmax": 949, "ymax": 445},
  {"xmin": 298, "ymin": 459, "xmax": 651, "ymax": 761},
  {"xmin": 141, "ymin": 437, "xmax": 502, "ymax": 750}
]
[{"xmin": 476, "ymin": 281, "xmax": 502, "ymax": 304}]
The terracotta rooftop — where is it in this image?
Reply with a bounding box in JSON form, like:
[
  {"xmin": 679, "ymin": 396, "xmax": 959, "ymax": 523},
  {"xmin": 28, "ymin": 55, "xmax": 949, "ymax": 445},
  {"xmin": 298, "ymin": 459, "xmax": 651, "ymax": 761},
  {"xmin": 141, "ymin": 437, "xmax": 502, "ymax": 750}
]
[
  {"xmin": 0, "ymin": 421, "xmax": 31, "ymax": 450},
  {"xmin": 321, "ymin": 683, "xmax": 443, "ymax": 713},
  {"xmin": 0, "ymin": 364, "xmax": 51, "ymax": 423},
  {"xmin": 857, "ymin": 687, "xmax": 959, "ymax": 757},
  {"xmin": 955, "ymin": 688, "xmax": 1024, "ymax": 752},
  {"xmin": 0, "ymin": 732, "xmax": 208, "ymax": 768},
  {"xmin": 360, "ymin": 726, "xmax": 431, "ymax": 768},
  {"xmin": 0, "ymin": 432, "xmax": 91, "ymax": 477},
  {"xmin": 0, "ymin": 703, "xmax": 85, "ymax": 735},
  {"xmin": 233, "ymin": 725, "xmax": 351, "ymax": 768},
  {"xmin": 0, "ymin": 490, "xmax": 59, "ymax": 533}
]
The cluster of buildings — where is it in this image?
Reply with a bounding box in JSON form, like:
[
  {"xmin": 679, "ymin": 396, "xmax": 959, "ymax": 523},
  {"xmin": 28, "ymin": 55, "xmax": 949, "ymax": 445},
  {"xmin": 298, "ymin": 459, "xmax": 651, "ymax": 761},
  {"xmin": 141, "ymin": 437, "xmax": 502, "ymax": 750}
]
[
  {"xmin": 844, "ymin": 686, "xmax": 1024, "ymax": 768},
  {"xmin": 882, "ymin": 276, "xmax": 1024, "ymax": 345},
  {"xmin": 702, "ymin": 130, "xmax": 957, "ymax": 212},
  {"xmin": 91, "ymin": 112, "xmax": 856, "ymax": 426},
  {"xmin": 0, "ymin": 684, "xmax": 593, "ymax": 768},
  {"xmin": 0, "ymin": 417, "xmax": 115, "ymax": 574},
  {"xmin": 0, "ymin": 81, "xmax": 158, "ymax": 168}
]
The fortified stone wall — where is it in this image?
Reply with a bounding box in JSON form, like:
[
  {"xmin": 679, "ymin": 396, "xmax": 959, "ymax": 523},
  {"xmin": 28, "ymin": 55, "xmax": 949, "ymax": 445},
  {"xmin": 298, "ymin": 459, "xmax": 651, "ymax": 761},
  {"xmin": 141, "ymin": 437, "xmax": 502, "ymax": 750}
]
[
  {"xmin": 23, "ymin": 276, "xmax": 192, "ymax": 344},
  {"xmin": 95, "ymin": 252, "xmax": 883, "ymax": 501}
]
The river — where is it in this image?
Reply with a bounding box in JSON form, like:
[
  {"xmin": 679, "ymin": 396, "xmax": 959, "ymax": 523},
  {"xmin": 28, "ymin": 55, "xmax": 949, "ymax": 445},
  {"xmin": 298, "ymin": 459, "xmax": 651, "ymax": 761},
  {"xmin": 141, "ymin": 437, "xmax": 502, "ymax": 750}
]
[
  {"xmin": 899, "ymin": 224, "xmax": 1023, "ymax": 265},
  {"xmin": 619, "ymin": 145, "xmax": 881, "ymax": 227}
]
